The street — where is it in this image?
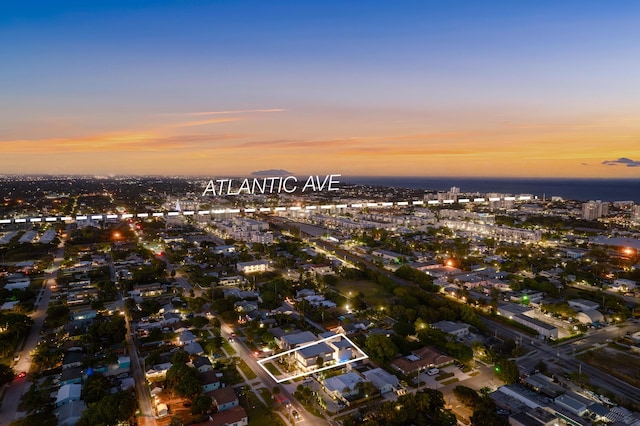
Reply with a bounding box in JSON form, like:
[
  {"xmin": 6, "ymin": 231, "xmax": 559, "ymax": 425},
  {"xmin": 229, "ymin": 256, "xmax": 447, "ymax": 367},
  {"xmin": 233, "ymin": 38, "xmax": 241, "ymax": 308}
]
[
  {"xmin": 0, "ymin": 243, "xmax": 64, "ymax": 425},
  {"xmin": 219, "ymin": 320, "xmax": 330, "ymax": 426}
]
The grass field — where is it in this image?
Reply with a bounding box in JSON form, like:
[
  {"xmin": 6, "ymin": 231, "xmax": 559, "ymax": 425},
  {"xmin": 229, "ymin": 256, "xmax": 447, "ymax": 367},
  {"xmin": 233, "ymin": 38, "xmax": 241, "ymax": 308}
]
[
  {"xmin": 222, "ymin": 340, "xmax": 236, "ymax": 356},
  {"xmin": 334, "ymin": 279, "xmax": 392, "ymax": 307},
  {"xmin": 579, "ymin": 347, "xmax": 640, "ymax": 388},
  {"xmin": 244, "ymin": 390, "xmax": 286, "ymax": 426},
  {"xmin": 237, "ymin": 358, "xmax": 257, "ymax": 380},
  {"xmin": 263, "ymin": 361, "xmax": 282, "ymax": 377},
  {"xmin": 257, "ymin": 387, "xmax": 274, "ymax": 408},
  {"xmin": 435, "ymin": 372, "xmax": 455, "ymax": 381}
]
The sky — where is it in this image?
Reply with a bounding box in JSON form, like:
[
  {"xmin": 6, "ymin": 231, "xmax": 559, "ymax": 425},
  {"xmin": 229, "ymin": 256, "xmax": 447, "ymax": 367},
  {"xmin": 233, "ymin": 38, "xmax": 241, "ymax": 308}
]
[{"xmin": 1, "ymin": 0, "xmax": 640, "ymax": 178}]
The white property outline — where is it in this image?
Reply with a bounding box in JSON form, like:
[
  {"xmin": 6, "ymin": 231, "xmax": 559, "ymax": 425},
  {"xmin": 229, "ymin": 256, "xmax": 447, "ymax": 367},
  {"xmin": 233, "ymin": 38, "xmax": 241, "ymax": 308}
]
[{"xmin": 256, "ymin": 333, "xmax": 369, "ymax": 383}]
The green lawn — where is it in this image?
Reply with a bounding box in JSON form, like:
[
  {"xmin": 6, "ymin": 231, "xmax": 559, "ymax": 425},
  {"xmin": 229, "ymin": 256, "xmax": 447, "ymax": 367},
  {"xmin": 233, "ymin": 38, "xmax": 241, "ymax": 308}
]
[
  {"xmin": 237, "ymin": 358, "xmax": 257, "ymax": 380},
  {"xmin": 263, "ymin": 362, "xmax": 282, "ymax": 377},
  {"xmin": 435, "ymin": 372, "xmax": 455, "ymax": 381},
  {"xmin": 257, "ymin": 387, "xmax": 274, "ymax": 408},
  {"xmin": 334, "ymin": 279, "xmax": 393, "ymax": 307},
  {"xmin": 222, "ymin": 340, "xmax": 237, "ymax": 355},
  {"xmin": 243, "ymin": 390, "xmax": 286, "ymax": 426}
]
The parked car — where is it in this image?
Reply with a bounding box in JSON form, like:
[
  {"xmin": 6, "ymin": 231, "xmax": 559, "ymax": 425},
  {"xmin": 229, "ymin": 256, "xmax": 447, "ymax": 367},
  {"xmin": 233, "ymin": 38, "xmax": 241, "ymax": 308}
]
[{"xmin": 427, "ymin": 368, "xmax": 439, "ymax": 376}]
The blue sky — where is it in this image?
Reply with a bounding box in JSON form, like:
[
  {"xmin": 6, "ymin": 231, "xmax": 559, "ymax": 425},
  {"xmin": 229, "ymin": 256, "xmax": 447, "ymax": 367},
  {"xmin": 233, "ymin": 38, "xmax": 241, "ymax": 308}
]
[{"xmin": 1, "ymin": 1, "xmax": 640, "ymax": 176}]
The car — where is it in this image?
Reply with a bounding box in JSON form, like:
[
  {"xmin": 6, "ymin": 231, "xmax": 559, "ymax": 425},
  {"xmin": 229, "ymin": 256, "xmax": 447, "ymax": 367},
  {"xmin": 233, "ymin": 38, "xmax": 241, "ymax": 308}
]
[
  {"xmin": 291, "ymin": 410, "xmax": 300, "ymax": 420},
  {"xmin": 17, "ymin": 371, "xmax": 27, "ymax": 379},
  {"xmin": 426, "ymin": 368, "xmax": 439, "ymax": 376},
  {"xmin": 13, "ymin": 354, "xmax": 20, "ymax": 362}
]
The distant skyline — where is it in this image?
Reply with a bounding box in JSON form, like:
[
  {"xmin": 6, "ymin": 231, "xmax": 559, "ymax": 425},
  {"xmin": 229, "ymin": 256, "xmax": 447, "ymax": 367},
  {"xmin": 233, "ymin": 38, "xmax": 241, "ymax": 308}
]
[{"xmin": 1, "ymin": 1, "xmax": 640, "ymax": 178}]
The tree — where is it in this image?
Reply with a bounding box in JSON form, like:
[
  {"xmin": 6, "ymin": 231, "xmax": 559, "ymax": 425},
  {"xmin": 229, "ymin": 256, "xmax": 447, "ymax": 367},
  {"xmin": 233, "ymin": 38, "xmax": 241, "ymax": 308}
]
[
  {"xmin": 0, "ymin": 363, "xmax": 14, "ymax": 386},
  {"xmin": 9, "ymin": 409, "xmax": 58, "ymax": 426},
  {"xmin": 364, "ymin": 334, "xmax": 398, "ymax": 364},
  {"xmin": 166, "ymin": 364, "xmax": 201, "ymax": 399},
  {"xmin": 453, "ymin": 385, "xmax": 480, "ymax": 408},
  {"xmin": 494, "ymin": 359, "xmax": 519, "ymax": 385},
  {"xmin": 191, "ymin": 394, "xmax": 212, "ymax": 415},
  {"xmin": 44, "ymin": 304, "xmax": 70, "ymax": 328},
  {"xmin": 77, "ymin": 391, "xmax": 136, "ymax": 426},
  {"xmin": 191, "ymin": 315, "xmax": 209, "ymax": 329},
  {"xmin": 535, "ymin": 360, "xmax": 548, "ymax": 374},
  {"xmin": 83, "ymin": 373, "xmax": 110, "ymax": 404},
  {"xmin": 358, "ymin": 389, "xmax": 455, "ymax": 425},
  {"xmin": 172, "ymin": 349, "xmax": 190, "ymax": 364},
  {"xmin": 393, "ymin": 321, "xmax": 415, "ymax": 337},
  {"xmin": 470, "ymin": 396, "xmax": 507, "ymax": 426},
  {"xmin": 31, "ymin": 342, "xmax": 62, "ymax": 370},
  {"xmin": 356, "ymin": 381, "xmax": 379, "ymax": 398}
]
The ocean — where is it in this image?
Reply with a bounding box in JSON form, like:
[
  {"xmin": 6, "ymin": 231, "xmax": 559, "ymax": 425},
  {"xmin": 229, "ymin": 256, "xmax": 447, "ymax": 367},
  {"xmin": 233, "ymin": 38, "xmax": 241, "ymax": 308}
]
[{"xmin": 342, "ymin": 177, "xmax": 640, "ymax": 203}]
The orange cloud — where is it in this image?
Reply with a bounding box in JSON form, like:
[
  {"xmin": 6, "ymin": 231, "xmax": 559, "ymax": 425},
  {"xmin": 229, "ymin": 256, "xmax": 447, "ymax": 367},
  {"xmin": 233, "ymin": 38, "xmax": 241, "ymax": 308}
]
[
  {"xmin": 0, "ymin": 133, "xmax": 246, "ymax": 154},
  {"xmin": 158, "ymin": 108, "xmax": 286, "ymax": 116}
]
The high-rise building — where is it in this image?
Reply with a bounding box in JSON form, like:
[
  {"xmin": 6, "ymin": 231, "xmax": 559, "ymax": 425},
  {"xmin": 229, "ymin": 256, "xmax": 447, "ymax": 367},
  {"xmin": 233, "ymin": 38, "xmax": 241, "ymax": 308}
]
[
  {"xmin": 582, "ymin": 200, "xmax": 609, "ymax": 220},
  {"xmin": 632, "ymin": 205, "xmax": 640, "ymax": 223}
]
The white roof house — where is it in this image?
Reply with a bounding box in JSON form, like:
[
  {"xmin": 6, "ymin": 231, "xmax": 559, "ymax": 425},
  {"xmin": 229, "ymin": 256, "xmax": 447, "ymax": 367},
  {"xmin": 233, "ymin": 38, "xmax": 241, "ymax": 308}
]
[
  {"xmin": 324, "ymin": 372, "xmax": 363, "ymax": 400},
  {"xmin": 362, "ymin": 368, "xmax": 399, "ymax": 394},
  {"xmin": 56, "ymin": 383, "xmax": 82, "ymax": 407}
]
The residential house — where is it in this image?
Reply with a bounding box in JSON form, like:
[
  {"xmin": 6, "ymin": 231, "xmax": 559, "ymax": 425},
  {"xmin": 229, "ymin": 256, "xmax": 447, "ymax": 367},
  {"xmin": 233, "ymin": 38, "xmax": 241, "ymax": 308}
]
[
  {"xmin": 431, "ymin": 321, "xmax": 471, "ymax": 338},
  {"xmin": 391, "ymin": 346, "xmax": 454, "ymax": 376},
  {"xmin": 55, "ymin": 400, "xmax": 87, "ymax": 426},
  {"xmin": 56, "ymin": 383, "xmax": 82, "ymax": 407},
  {"xmin": 219, "ymin": 275, "xmax": 245, "ymax": 286},
  {"xmin": 184, "ymin": 342, "xmax": 205, "ymax": 356},
  {"xmin": 611, "ymin": 279, "xmax": 636, "ymax": 292},
  {"xmin": 208, "ymin": 386, "xmax": 239, "ymax": 412},
  {"xmin": 236, "ymin": 260, "xmax": 270, "ymax": 274},
  {"xmin": 193, "ymin": 356, "xmax": 214, "ymax": 373},
  {"xmin": 62, "ymin": 351, "xmax": 84, "ymax": 370},
  {"xmin": 333, "ymin": 323, "xmax": 358, "ymax": 336},
  {"xmin": 371, "ymin": 249, "xmax": 404, "ymax": 263},
  {"xmin": 150, "ymin": 382, "xmax": 163, "ymax": 396},
  {"xmin": 323, "ymin": 372, "xmax": 363, "ymax": 402},
  {"xmin": 309, "ymin": 264, "xmax": 333, "ymax": 275},
  {"xmin": 146, "ymin": 363, "xmax": 172, "ymax": 381},
  {"xmin": 59, "ymin": 366, "xmax": 83, "ymax": 386},
  {"xmin": 209, "ymin": 406, "xmax": 248, "ymax": 426},
  {"xmin": 117, "ymin": 356, "xmax": 131, "ymax": 370},
  {"xmin": 200, "ymin": 370, "xmax": 223, "ymax": 392},
  {"xmin": 362, "ymin": 368, "xmax": 400, "ymax": 394},
  {"xmin": 279, "ymin": 331, "xmax": 317, "ymax": 350},
  {"xmin": 163, "ymin": 312, "xmax": 181, "ymax": 325},
  {"xmin": 178, "ymin": 330, "xmax": 197, "ymax": 346},
  {"xmin": 294, "ymin": 342, "xmax": 334, "ymax": 370},
  {"xmin": 120, "ymin": 377, "xmax": 135, "ymax": 391}
]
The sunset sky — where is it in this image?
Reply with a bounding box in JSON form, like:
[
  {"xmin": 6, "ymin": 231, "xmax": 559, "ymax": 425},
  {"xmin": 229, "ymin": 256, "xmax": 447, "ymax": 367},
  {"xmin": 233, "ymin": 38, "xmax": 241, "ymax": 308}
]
[{"xmin": 1, "ymin": 0, "xmax": 640, "ymax": 178}]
